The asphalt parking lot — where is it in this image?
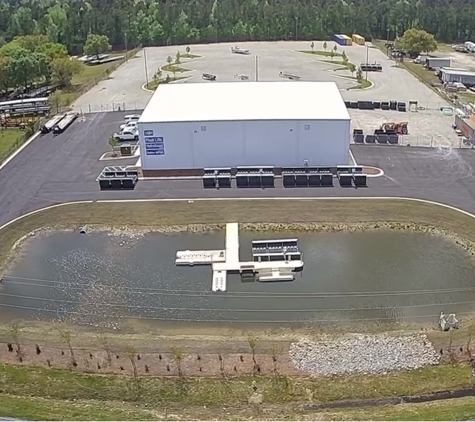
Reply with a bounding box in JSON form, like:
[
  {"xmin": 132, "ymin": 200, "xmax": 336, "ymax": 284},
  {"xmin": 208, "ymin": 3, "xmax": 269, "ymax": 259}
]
[
  {"xmin": 0, "ymin": 111, "xmax": 137, "ymax": 226},
  {"xmin": 3, "ymin": 109, "xmax": 475, "ymax": 228}
]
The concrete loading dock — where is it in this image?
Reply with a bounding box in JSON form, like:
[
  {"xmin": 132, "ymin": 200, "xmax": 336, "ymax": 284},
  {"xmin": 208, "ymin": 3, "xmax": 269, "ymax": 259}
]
[{"xmin": 138, "ymin": 82, "xmax": 351, "ymax": 177}]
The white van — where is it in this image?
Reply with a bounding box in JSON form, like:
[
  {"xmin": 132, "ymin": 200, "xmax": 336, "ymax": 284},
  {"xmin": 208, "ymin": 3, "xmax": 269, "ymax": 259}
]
[{"xmin": 123, "ymin": 114, "xmax": 141, "ymax": 123}]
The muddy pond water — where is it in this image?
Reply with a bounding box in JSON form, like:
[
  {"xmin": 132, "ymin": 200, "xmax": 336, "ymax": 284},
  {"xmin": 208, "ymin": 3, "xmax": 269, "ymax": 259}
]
[{"xmin": 2, "ymin": 230, "xmax": 475, "ymax": 326}]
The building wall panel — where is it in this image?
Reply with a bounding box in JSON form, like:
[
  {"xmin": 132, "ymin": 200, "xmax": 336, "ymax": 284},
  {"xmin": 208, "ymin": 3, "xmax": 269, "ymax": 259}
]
[
  {"xmin": 298, "ymin": 120, "xmax": 350, "ymax": 165},
  {"xmin": 139, "ymin": 119, "xmax": 350, "ymax": 170},
  {"xmin": 243, "ymin": 120, "xmax": 298, "ymax": 166}
]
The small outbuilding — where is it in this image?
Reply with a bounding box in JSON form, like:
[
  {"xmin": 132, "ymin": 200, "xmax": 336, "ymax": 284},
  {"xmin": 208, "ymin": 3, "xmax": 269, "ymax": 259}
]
[
  {"xmin": 138, "ymin": 82, "xmax": 351, "ymax": 177},
  {"xmin": 440, "ymin": 68, "xmax": 475, "ymax": 87}
]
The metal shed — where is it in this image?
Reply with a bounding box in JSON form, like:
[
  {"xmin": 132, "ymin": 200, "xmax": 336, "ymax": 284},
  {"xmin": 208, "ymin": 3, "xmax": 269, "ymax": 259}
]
[{"xmin": 441, "ymin": 68, "xmax": 475, "ymax": 86}]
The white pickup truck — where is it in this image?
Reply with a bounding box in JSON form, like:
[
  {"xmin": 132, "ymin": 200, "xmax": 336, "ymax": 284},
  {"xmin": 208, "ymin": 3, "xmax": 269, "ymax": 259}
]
[
  {"xmin": 120, "ymin": 121, "xmax": 138, "ymax": 131},
  {"xmin": 114, "ymin": 128, "xmax": 138, "ymax": 142}
]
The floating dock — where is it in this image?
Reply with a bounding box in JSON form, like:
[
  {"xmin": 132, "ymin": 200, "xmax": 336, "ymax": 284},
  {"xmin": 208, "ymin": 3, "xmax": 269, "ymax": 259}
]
[{"xmin": 175, "ymin": 223, "xmax": 304, "ymax": 292}]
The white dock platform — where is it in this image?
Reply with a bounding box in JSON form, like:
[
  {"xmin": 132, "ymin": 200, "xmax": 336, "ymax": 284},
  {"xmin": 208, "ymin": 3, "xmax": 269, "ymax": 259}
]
[
  {"xmin": 258, "ymin": 270, "xmax": 295, "ymax": 282},
  {"xmin": 212, "ymin": 260, "xmax": 304, "ymax": 272},
  {"xmin": 212, "ymin": 270, "xmax": 227, "ymax": 291},
  {"xmin": 175, "ymin": 250, "xmax": 225, "ymax": 266},
  {"xmin": 225, "ymin": 222, "xmax": 240, "ymax": 266},
  {"xmin": 175, "ymin": 222, "xmax": 304, "ymax": 292}
]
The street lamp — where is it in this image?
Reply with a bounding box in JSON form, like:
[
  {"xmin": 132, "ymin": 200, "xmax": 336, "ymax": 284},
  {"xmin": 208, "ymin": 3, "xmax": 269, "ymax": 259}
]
[
  {"xmin": 295, "ymin": 17, "xmax": 299, "ymax": 41},
  {"xmin": 365, "ymin": 44, "xmax": 369, "ymax": 81},
  {"xmin": 254, "ymin": 55, "xmax": 260, "ymax": 81},
  {"xmin": 143, "ymin": 48, "xmax": 149, "ymax": 87},
  {"xmin": 124, "ymin": 32, "xmax": 128, "ymax": 62}
]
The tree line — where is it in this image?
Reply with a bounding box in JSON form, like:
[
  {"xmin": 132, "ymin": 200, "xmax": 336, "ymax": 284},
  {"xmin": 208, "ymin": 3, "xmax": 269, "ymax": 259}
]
[{"xmin": 0, "ymin": 0, "xmax": 474, "ymax": 54}]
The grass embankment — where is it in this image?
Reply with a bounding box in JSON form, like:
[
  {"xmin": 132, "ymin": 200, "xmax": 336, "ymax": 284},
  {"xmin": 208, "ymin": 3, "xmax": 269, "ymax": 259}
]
[
  {"xmin": 0, "ymin": 363, "xmax": 474, "ymax": 420},
  {"xmin": 0, "ymin": 128, "xmax": 22, "ymax": 162},
  {"xmin": 348, "ymin": 79, "xmax": 372, "ymax": 90},
  {"xmin": 145, "ymin": 76, "xmax": 188, "ymax": 91},
  {"xmin": 180, "ymin": 53, "xmax": 201, "ymax": 59},
  {"xmin": 4, "ymin": 198, "xmax": 475, "ymax": 272},
  {"xmin": 161, "ymin": 63, "xmax": 191, "ymax": 73},
  {"xmin": 300, "ymin": 50, "xmax": 343, "ymax": 57}
]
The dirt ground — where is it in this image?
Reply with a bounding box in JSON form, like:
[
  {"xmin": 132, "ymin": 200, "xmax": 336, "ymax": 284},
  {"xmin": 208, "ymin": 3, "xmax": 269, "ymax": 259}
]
[{"xmin": 0, "ymin": 318, "xmax": 472, "ymax": 377}]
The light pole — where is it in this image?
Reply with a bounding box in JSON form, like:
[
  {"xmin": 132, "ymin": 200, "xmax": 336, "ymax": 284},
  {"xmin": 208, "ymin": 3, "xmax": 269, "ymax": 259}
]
[
  {"xmin": 144, "ymin": 48, "xmax": 149, "ymax": 88},
  {"xmin": 254, "ymin": 55, "xmax": 260, "ymax": 81},
  {"xmin": 295, "ymin": 17, "xmax": 299, "ymax": 41},
  {"xmin": 124, "ymin": 32, "xmax": 128, "ymax": 62},
  {"xmin": 365, "ymin": 44, "xmax": 369, "ymax": 81}
]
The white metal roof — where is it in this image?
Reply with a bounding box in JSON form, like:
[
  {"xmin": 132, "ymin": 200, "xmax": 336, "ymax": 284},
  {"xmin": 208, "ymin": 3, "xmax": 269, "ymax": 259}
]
[
  {"xmin": 442, "ymin": 68, "xmax": 475, "ymax": 77},
  {"xmin": 139, "ymin": 82, "xmax": 350, "ymax": 123}
]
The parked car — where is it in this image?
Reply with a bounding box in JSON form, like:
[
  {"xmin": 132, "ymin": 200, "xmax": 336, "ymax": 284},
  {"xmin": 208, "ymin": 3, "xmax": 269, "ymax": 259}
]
[
  {"xmin": 114, "ymin": 129, "xmax": 138, "ymax": 141},
  {"xmin": 123, "ymin": 114, "xmax": 141, "ymax": 123},
  {"xmin": 120, "ymin": 120, "xmax": 138, "ymax": 131}
]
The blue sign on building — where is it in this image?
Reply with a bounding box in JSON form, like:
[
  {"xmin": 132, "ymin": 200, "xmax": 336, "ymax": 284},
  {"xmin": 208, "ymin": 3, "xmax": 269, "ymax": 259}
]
[
  {"xmin": 145, "ymin": 136, "xmax": 165, "ymax": 156},
  {"xmin": 144, "ymin": 130, "xmax": 154, "ymax": 136}
]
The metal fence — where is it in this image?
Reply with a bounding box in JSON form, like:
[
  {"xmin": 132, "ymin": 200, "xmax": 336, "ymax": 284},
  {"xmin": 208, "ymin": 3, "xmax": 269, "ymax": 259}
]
[
  {"xmin": 0, "ymin": 120, "xmax": 41, "ymax": 164},
  {"xmin": 74, "ymin": 100, "xmax": 150, "ymax": 115},
  {"xmin": 353, "ymin": 135, "xmax": 472, "ymax": 149}
]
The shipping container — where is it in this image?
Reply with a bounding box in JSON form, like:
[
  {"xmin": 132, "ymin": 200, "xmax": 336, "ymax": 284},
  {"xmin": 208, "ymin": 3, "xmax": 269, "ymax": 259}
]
[
  {"xmin": 352, "ymin": 34, "xmax": 365, "ymax": 45},
  {"xmin": 333, "ymin": 34, "xmax": 346, "ymax": 46},
  {"xmin": 425, "ymin": 57, "xmax": 451, "ymax": 69},
  {"xmin": 342, "ymin": 35, "xmax": 353, "ymax": 46}
]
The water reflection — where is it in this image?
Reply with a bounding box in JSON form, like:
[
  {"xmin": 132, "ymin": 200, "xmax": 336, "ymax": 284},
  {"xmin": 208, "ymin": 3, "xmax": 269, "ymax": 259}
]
[{"xmin": 1, "ymin": 230, "xmax": 475, "ymax": 325}]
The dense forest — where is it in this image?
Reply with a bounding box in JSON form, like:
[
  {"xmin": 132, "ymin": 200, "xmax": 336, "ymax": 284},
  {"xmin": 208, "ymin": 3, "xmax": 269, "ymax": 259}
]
[{"xmin": 0, "ymin": 0, "xmax": 474, "ymax": 53}]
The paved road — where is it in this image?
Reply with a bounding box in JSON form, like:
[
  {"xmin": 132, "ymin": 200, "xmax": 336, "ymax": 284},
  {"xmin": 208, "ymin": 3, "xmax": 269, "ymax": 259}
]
[{"xmin": 1, "ymin": 111, "xmax": 475, "ymax": 228}]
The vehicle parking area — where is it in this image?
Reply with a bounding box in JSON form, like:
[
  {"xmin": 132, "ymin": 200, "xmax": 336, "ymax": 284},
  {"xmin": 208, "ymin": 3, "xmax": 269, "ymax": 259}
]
[{"xmin": 71, "ymin": 41, "xmax": 461, "ymax": 146}]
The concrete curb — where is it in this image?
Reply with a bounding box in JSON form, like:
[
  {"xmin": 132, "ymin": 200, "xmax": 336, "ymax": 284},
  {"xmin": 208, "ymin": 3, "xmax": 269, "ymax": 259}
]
[
  {"xmin": 1, "ymin": 197, "xmax": 475, "ymax": 234},
  {"xmin": 141, "ymin": 76, "xmax": 193, "ymax": 93}
]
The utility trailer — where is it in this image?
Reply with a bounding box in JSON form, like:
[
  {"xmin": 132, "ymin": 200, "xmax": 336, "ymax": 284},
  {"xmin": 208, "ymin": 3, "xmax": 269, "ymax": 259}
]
[
  {"xmin": 279, "ymin": 72, "xmax": 301, "ymax": 80},
  {"xmin": 231, "ymin": 46, "xmax": 250, "ymax": 55},
  {"xmin": 40, "ymin": 114, "xmax": 65, "ymax": 134},
  {"xmin": 202, "ymin": 73, "xmax": 217, "ymax": 81},
  {"xmin": 52, "ymin": 112, "xmax": 78, "ymax": 134}
]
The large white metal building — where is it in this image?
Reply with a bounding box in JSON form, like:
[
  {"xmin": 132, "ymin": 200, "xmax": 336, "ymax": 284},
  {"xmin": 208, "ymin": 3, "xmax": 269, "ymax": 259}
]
[{"xmin": 138, "ymin": 81, "xmax": 351, "ymax": 176}]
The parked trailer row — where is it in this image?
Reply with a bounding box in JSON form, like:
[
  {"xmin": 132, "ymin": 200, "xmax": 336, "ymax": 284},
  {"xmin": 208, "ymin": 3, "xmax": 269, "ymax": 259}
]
[
  {"xmin": 40, "ymin": 114, "xmax": 65, "ymax": 134},
  {"xmin": 352, "ymin": 34, "xmax": 365, "ymax": 45},
  {"xmin": 333, "ymin": 34, "xmax": 352, "ymax": 46},
  {"xmin": 52, "ymin": 113, "xmax": 78, "ymax": 134}
]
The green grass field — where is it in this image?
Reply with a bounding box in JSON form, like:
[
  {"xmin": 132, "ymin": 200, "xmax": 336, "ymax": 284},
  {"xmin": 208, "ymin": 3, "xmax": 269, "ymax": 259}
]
[
  {"xmin": 0, "ymin": 362, "xmax": 475, "ymax": 420},
  {"xmin": 0, "ymin": 128, "xmax": 23, "ymax": 162}
]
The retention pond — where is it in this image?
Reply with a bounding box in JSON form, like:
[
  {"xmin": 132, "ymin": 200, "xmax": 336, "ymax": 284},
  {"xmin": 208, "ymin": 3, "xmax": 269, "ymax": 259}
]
[{"xmin": 2, "ymin": 229, "xmax": 475, "ymax": 326}]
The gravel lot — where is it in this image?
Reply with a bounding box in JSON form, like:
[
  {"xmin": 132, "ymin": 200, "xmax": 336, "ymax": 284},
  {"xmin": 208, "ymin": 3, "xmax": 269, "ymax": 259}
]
[
  {"xmin": 289, "ymin": 333, "xmax": 440, "ymax": 376},
  {"xmin": 71, "ymin": 41, "xmax": 460, "ymax": 145}
]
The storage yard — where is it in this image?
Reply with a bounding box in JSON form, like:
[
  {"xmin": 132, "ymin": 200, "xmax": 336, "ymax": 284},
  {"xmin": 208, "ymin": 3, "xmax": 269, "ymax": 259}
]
[{"xmin": 68, "ymin": 41, "xmax": 461, "ymax": 147}]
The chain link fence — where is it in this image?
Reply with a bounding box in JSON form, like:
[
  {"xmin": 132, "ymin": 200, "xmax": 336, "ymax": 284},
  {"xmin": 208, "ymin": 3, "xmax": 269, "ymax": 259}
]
[{"xmin": 75, "ymin": 100, "xmax": 150, "ymax": 114}]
